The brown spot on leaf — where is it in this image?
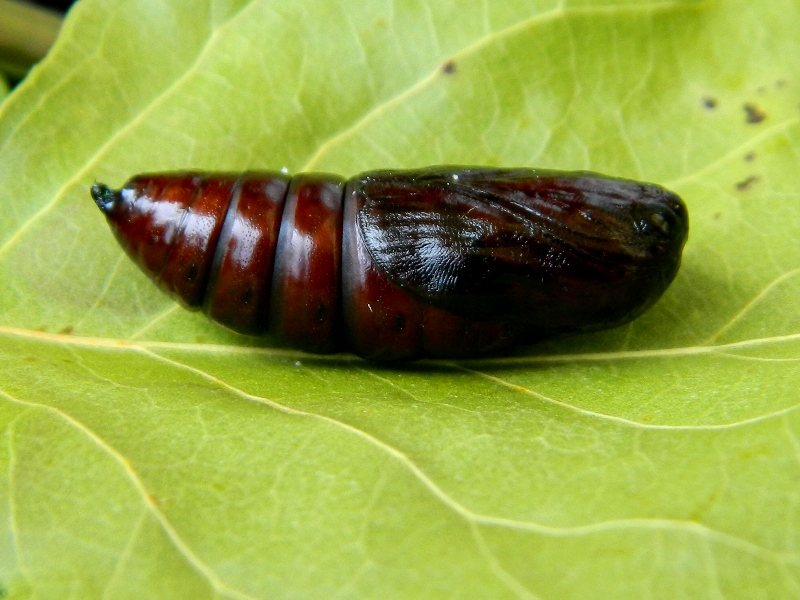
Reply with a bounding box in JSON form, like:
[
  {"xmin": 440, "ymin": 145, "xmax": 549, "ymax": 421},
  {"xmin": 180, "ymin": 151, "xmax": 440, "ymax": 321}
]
[
  {"xmin": 744, "ymin": 152, "xmax": 755, "ymax": 162},
  {"xmin": 776, "ymin": 79, "xmax": 786, "ymax": 89},
  {"xmin": 736, "ymin": 175, "xmax": 760, "ymax": 191},
  {"xmin": 441, "ymin": 60, "xmax": 457, "ymax": 75},
  {"xmin": 22, "ymin": 356, "xmax": 38, "ymax": 363},
  {"xmin": 743, "ymin": 103, "xmax": 766, "ymax": 124},
  {"xmin": 59, "ymin": 325, "xmax": 74, "ymax": 335},
  {"xmin": 702, "ymin": 96, "xmax": 717, "ymax": 110},
  {"xmin": 713, "ymin": 212, "xmax": 722, "ymax": 220}
]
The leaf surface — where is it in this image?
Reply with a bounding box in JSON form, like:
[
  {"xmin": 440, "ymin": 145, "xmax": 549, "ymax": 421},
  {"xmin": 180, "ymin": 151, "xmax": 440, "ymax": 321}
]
[{"xmin": 0, "ymin": 0, "xmax": 799, "ymax": 597}]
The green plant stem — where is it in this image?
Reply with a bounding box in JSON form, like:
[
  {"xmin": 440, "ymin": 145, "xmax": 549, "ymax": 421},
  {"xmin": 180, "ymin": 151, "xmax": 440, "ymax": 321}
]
[{"xmin": 0, "ymin": 0, "xmax": 62, "ymax": 79}]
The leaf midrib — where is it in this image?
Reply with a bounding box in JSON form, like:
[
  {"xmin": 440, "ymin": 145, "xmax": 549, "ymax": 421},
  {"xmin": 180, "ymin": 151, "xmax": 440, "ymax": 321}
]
[
  {"xmin": 1, "ymin": 323, "xmax": 796, "ymax": 363},
  {"xmin": 2, "ymin": 323, "xmax": 799, "ymax": 433}
]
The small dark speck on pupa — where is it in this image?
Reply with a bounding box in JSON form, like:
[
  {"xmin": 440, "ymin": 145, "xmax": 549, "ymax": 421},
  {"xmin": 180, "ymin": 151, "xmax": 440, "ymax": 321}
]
[
  {"xmin": 186, "ymin": 264, "xmax": 198, "ymax": 282},
  {"xmin": 316, "ymin": 303, "xmax": 327, "ymax": 323},
  {"xmin": 441, "ymin": 60, "xmax": 457, "ymax": 75},
  {"xmin": 776, "ymin": 79, "xmax": 786, "ymax": 89},
  {"xmin": 736, "ymin": 175, "xmax": 760, "ymax": 191},
  {"xmin": 744, "ymin": 103, "xmax": 767, "ymax": 124},
  {"xmin": 713, "ymin": 212, "xmax": 723, "ymax": 220},
  {"xmin": 702, "ymin": 96, "xmax": 717, "ymax": 110},
  {"xmin": 744, "ymin": 152, "xmax": 755, "ymax": 162},
  {"xmin": 59, "ymin": 325, "xmax": 74, "ymax": 335}
]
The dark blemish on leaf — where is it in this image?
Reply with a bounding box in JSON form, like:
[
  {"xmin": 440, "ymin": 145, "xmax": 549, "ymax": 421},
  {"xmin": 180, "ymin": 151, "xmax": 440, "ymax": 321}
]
[
  {"xmin": 59, "ymin": 325, "xmax": 74, "ymax": 335},
  {"xmin": 22, "ymin": 356, "xmax": 38, "ymax": 363},
  {"xmin": 743, "ymin": 103, "xmax": 767, "ymax": 124},
  {"xmin": 194, "ymin": 336, "xmax": 206, "ymax": 344},
  {"xmin": 441, "ymin": 60, "xmax": 457, "ymax": 75},
  {"xmin": 713, "ymin": 212, "xmax": 722, "ymax": 220},
  {"xmin": 776, "ymin": 79, "xmax": 786, "ymax": 89},
  {"xmin": 744, "ymin": 152, "xmax": 755, "ymax": 162},
  {"xmin": 736, "ymin": 175, "xmax": 760, "ymax": 191},
  {"xmin": 36, "ymin": 325, "xmax": 47, "ymax": 332},
  {"xmin": 756, "ymin": 86, "xmax": 766, "ymax": 95},
  {"xmin": 702, "ymin": 96, "xmax": 717, "ymax": 110}
]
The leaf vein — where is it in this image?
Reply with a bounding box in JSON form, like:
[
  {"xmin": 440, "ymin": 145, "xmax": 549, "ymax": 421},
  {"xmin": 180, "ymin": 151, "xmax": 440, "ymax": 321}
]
[
  {"xmin": 469, "ymin": 521, "xmax": 541, "ymax": 600},
  {"xmin": 100, "ymin": 511, "xmax": 149, "ymax": 600},
  {"xmin": 130, "ymin": 347, "xmax": 796, "ymax": 567},
  {"xmin": 5, "ymin": 411, "xmax": 35, "ymax": 593},
  {"xmin": 705, "ymin": 267, "xmax": 800, "ymax": 344},
  {"xmin": 665, "ymin": 116, "xmax": 800, "ymax": 189},
  {"xmin": 2, "ymin": 322, "xmax": 799, "ymax": 367},
  {"xmin": 454, "ymin": 364, "xmax": 800, "ymax": 431},
  {"xmin": 0, "ymin": 389, "xmax": 259, "ymax": 600}
]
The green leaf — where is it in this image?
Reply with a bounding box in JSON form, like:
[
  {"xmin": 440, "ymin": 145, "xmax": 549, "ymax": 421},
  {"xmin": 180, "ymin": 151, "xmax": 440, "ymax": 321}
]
[{"xmin": 1, "ymin": 0, "xmax": 799, "ymax": 597}]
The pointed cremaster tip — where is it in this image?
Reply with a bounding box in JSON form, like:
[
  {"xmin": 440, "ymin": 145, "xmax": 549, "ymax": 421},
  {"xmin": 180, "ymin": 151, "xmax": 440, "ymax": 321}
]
[{"xmin": 91, "ymin": 182, "xmax": 119, "ymax": 213}]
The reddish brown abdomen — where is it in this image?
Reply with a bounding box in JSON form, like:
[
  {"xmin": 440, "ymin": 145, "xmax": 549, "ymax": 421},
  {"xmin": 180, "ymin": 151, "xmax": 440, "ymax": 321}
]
[
  {"xmin": 159, "ymin": 175, "xmax": 240, "ymax": 306},
  {"xmin": 204, "ymin": 174, "xmax": 289, "ymax": 334},
  {"xmin": 269, "ymin": 173, "xmax": 345, "ymax": 354},
  {"xmin": 100, "ymin": 173, "xmax": 206, "ymax": 282},
  {"xmin": 100, "ymin": 173, "xmax": 236, "ymax": 306},
  {"xmin": 96, "ymin": 172, "xmax": 291, "ymax": 336}
]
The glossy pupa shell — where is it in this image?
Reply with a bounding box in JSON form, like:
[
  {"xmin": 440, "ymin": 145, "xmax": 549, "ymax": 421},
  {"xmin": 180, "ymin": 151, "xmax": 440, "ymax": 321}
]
[{"xmin": 92, "ymin": 166, "xmax": 688, "ymax": 361}]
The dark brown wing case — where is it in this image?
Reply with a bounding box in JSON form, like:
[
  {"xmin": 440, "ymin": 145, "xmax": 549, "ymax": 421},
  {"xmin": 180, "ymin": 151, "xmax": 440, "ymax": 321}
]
[{"xmin": 352, "ymin": 167, "xmax": 688, "ymax": 332}]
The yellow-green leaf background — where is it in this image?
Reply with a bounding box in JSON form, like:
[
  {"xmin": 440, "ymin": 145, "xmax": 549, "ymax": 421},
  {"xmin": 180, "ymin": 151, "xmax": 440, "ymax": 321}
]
[{"xmin": 1, "ymin": 0, "xmax": 798, "ymax": 597}]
